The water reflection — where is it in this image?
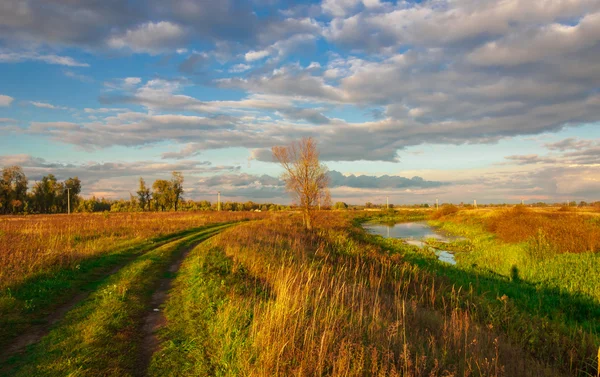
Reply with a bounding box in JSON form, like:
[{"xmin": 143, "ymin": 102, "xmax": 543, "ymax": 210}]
[{"xmin": 364, "ymin": 221, "xmax": 458, "ymax": 265}]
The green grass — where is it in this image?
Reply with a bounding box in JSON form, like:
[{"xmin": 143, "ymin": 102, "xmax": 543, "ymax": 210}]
[
  {"xmin": 146, "ymin": 216, "xmax": 571, "ymax": 376},
  {"xmin": 0, "ymin": 222, "xmax": 236, "ymax": 377},
  {"xmin": 0, "ymin": 220, "xmax": 239, "ymax": 348},
  {"xmin": 148, "ymin": 241, "xmax": 270, "ymax": 377},
  {"xmin": 352, "ymin": 209, "xmax": 428, "ymax": 228},
  {"xmin": 355, "ymin": 218, "xmax": 599, "ymax": 375},
  {"xmin": 0, "ymin": 223, "xmax": 234, "ymax": 352},
  {"xmin": 429, "ymin": 219, "xmax": 600, "ymax": 307}
]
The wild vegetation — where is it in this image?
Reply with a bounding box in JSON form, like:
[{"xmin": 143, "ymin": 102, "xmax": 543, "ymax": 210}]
[
  {"xmin": 426, "ymin": 206, "xmax": 600, "ymax": 375},
  {"xmin": 0, "ymin": 208, "xmax": 598, "ymax": 376},
  {"xmin": 0, "ymin": 211, "xmax": 265, "ymax": 357},
  {"xmin": 146, "ymin": 212, "xmax": 595, "ymax": 376}
]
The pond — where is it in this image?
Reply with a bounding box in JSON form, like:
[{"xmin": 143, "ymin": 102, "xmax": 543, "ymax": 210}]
[{"xmin": 364, "ymin": 221, "xmax": 458, "ymax": 265}]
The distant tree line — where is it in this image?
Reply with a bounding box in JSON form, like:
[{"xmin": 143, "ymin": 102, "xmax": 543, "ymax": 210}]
[
  {"xmin": 2, "ymin": 164, "xmax": 599, "ymax": 215},
  {"xmin": 0, "ymin": 166, "xmax": 293, "ymax": 215},
  {"xmin": 0, "ymin": 166, "xmax": 81, "ymax": 214}
]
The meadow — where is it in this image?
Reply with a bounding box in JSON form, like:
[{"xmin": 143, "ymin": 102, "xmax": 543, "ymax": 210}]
[{"xmin": 0, "ymin": 208, "xmax": 598, "ymax": 376}]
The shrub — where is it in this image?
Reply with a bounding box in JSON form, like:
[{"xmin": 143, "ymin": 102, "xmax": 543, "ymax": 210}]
[{"xmin": 431, "ymin": 204, "xmax": 460, "ymax": 219}]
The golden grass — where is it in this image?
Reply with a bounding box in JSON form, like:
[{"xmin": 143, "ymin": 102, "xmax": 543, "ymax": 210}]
[
  {"xmin": 453, "ymin": 206, "xmax": 600, "ymax": 253},
  {"xmin": 0, "ymin": 211, "xmax": 266, "ymax": 289},
  {"xmin": 151, "ymin": 212, "xmax": 566, "ymax": 376}
]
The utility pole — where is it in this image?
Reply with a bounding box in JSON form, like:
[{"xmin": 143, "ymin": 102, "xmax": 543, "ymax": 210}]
[
  {"xmin": 386, "ymin": 196, "xmax": 389, "ymax": 210},
  {"xmin": 474, "ymin": 199, "xmax": 477, "ymax": 208},
  {"xmin": 67, "ymin": 187, "xmax": 71, "ymax": 215},
  {"xmin": 217, "ymin": 191, "xmax": 221, "ymax": 211},
  {"xmin": 436, "ymin": 198, "xmax": 439, "ymax": 210}
]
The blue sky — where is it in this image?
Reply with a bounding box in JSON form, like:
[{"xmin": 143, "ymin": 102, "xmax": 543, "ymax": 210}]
[{"xmin": 1, "ymin": 0, "xmax": 599, "ymax": 204}]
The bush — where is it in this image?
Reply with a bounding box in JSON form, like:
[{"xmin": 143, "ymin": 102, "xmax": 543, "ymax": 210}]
[
  {"xmin": 333, "ymin": 201, "xmax": 348, "ymax": 210},
  {"xmin": 431, "ymin": 204, "xmax": 460, "ymax": 219}
]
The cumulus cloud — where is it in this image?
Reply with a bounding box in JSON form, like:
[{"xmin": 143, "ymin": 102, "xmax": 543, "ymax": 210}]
[
  {"xmin": 245, "ymin": 49, "xmax": 270, "ymax": 61},
  {"xmin": 322, "ymin": 0, "xmax": 363, "ymax": 18},
  {"xmin": 0, "ymin": 94, "xmax": 14, "ymax": 106},
  {"xmin": 468, "ymin": 12, "xmax": 600, "ymax": 67},
  {"xmin": 107, "ymin": 21, "xmax": 186, "ymax": 54},
  {"xmin": 3, "ymin": 0, "xmax": 600, "ymax": 201},
  {"xmin": 178, "ymin": 52, "xmax": 210, "ymax": 74}
]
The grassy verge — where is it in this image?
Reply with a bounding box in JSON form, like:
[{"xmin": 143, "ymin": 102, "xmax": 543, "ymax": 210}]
[
  {"xmin": 367, "ymin": 231, "xmax": 599, "ymax": 375},
  {"xmin": 0, "ymin": 223, "xmax": 232, "ymax": 351},
  {"xmin": 147, "ymin": 215, "xmax": 567, "ymax": 376},
  {"xmin": 429, "ymin": 218, "xmax": 600, "ymax": 304},
  {"xmin": 357, "ymin": 210, "xmax": 598, "ymax": 375},
  {"xmin": 148, "ymin": 241, "xmax": 270, "ymax": 376},
  {"xmin": 1, "ymin": 222, "xmax": 235, "ymax": 377}
]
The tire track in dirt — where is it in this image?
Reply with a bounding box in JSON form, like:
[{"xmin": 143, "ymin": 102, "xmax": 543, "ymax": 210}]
[
  {"xmin": 0, "ymin": 225, "xmax": 225, "ymax": 364},
  {"xmin": 136, "ymin": 227, "xmax": 229, "ymax": 376}
]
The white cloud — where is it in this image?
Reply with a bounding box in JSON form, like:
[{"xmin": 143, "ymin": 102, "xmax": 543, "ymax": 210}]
[
  {"xmin": 0, "ymin": 94, "xmax": 14, "ymax": 107},
  {"xmin": 0, "ymin": 50, "xmax": 89, "ymax": 67},
  {"xmin": 124, "ymin": 77, "xmax": 142, "ymax": 86},
  {"xmin": 84, "ymin": 108, "xmax": 129, "ymax": 114},
  {"xmin": 322, "ymin": 0, "xmax": 362, "ymax": 17},
  {"xmin": 29, "ymin": 101, "xmax": 69, "ymax": 110},
  {"xmin": 229, "ymin": 64, "xmax": 251, "ymax": 73},
  {"xmin": 107, "ymin": 21, "xmax": 186, "ymax": 54},
  {"xmin": 245, "ymin": 49, "xmax": 270, "ymax": 61},
  {"xmin": 161, "ymin": 143, "xmax": 203, "ymax": 160},
  {"xmin": 468, "ymin": 12, "xmax": 600, "ymax": 67}
]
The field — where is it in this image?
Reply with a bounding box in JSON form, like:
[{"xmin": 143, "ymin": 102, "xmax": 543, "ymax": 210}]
[{"xmin": 0, "ymin": 208, "xmax": 598, "ymax": 376}]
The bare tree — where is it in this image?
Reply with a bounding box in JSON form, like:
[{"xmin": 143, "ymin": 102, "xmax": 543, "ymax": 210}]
[{"xmin": 272, "ymin": 137, "xmax": 329, "ymax": 230}]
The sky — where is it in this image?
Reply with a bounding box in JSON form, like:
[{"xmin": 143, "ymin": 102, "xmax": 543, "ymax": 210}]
[{"xmin": 1, "ymin": 0, "xmax": 599, "ymax": 205}]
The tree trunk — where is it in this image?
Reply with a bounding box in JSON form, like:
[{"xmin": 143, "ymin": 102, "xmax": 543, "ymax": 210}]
[{"xmin": 304, "ymin": 208, "xmax": 312, "ymax": 230}]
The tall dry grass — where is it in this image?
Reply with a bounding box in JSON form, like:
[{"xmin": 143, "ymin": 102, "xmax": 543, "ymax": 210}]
[
  {"xmin": 0, "ymin": 211, "xmax": 265, "ymax": 289},
  {"xmin": 189, "ymin": 213, "xmax": 565, "ymax": 376}
]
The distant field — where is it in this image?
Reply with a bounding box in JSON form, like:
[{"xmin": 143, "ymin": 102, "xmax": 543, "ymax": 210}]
[
  {"xmin": 0, "ymin": 208, "xmax": 598, "ymax": 376},
  {"xmin": 0, "ymin": 211, "xmax": 266, "ymax": 289}
]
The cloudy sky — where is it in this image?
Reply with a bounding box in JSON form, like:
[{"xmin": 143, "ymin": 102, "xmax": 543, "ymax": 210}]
[{"xmin": 1, "ymin": 0, "xmax": 599, "ymax": 204}]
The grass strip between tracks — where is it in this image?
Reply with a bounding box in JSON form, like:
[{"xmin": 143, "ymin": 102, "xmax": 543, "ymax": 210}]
[
  {"xmin": 1, "ymin": 222, "xmax": 236, "ymax": 377},
  {"xmin": 0, "ymin": 223, "xmax": 230, "ymax": 351}
]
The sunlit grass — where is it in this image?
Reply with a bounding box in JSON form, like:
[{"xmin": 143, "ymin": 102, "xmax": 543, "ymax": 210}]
[{"xmin": 149, "ymin": 213, "xmax": 569, "ymax": 376}]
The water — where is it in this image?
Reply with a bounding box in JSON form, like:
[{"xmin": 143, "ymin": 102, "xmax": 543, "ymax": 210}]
[{"xmin": 364, "ymin": 221, "xmax": 458, "ymax": 265}]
